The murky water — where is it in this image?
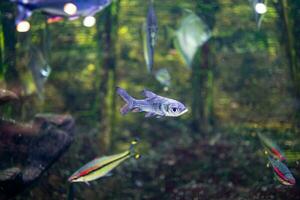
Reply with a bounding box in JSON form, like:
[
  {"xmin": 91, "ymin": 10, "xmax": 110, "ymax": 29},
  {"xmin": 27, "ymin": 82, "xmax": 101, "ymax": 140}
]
[{"xmin": 0, "ymin": 0, "xmax": 299, "ymax": 199}]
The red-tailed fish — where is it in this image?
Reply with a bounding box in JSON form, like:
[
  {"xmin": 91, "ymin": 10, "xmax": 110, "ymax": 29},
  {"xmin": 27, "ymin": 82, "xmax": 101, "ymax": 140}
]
[
  {"xmin": 258, "ymin": 133, "xmax": 286, "ymax": 161},
  {"xmin": 268, "ymin": 157, "xmax": 296, "ymax": 186}
]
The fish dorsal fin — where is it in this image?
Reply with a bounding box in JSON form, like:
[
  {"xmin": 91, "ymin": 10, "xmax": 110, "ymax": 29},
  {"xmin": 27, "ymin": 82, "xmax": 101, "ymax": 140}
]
[{"xmin": 142, "ymin": 89, "xmax": 156, "ymax": 98}]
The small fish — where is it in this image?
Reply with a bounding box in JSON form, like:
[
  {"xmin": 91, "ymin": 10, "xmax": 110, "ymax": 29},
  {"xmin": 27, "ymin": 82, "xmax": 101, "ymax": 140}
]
[
  {"xmin": 28, "ymin": 47, "xmax": 51, "ymax": 99},
  {"xmin": 155, "ymin": 68, "xmax": 171, "ymax": 89},
  {"xmin": 174, "ymin": 10, "xmax": 211, "ymax": 68},
  {"xmin": 143, "ymin": 0, "xmax": 158, "ymax": 73},
  {"xmin": 268, "ymin": 157, "xmax": 296, "ymax": 186},
  {"xmin": 258, "ymin": 133, "xmax": 286, "ymax": 161},
  {"xmin": 116, "ymin": 87, "xmax": 188, "ymax": 118},
  {"xmin": 11, "ymin": 0, "xmax": 112, "ymax": 25},
  {"xmin": 68, "ymin": 140, "xmax": 140, "ymax": 184}
]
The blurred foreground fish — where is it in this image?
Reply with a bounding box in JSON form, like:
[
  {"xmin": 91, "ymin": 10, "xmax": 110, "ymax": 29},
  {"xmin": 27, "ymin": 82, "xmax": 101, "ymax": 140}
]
[
  {"xmin": 143, "ymin": 0, "xmax": 158, "ymax": 73},
  {"xmin": 258, "ymin": 133, "xmax": 286, "ymax": 161},
  {"xmin": 155, "ymin": 68, "xmax": 171, "ymax": 89},
  {"xmin": 116, "ymin": 87, "xmax": 188, "ymax": 118},
  {"xmin": 68, "ymin": 140, "xmax": 140, "ymax": 184},
  {"xmin": 28, "ymin": 47, "xmax": 51, "ymax": 99},
  {"xmin": 174, "ymin": 10, "xmax": 211, "ymax": 68},
  {"xmin": 268, "ymin": 157, "xmax": 296, "ymax": 186},
  {"xmin": 11, "ymin": 0, "xmax": 112, "ymax": 25}
]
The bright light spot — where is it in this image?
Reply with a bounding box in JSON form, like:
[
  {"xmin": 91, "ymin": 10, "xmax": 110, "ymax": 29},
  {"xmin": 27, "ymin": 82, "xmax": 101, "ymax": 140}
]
[
  {"xmin": 83, "ymin": 16, "xmax": 96, "ymax": 27},
  {"xmin": 255, "ymin": 3, "xmax": 267, "ymax": 14},
  {"xmin": 64, "ymin": 3, "xmax": 77, "ymax": 15},
  {"xmin": 16, "ymin": 21, "xmax": 30, "ymax": 32}
]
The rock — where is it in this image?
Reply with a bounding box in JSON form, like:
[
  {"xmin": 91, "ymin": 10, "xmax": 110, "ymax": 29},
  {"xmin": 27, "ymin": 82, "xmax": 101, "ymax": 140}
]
[
  {"xmin": 0, "ymin": 89, "xmax": 18, "ymax": 105},
  {"xmin": 0, "ymin": 113, "xmax": 75, "ymax": 199}
]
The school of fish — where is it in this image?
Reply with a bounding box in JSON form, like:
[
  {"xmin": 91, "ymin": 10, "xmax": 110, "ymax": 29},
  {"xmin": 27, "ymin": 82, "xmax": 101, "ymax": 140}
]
[{"xmin": 6, "ymin": 0, "xmax": 297, "ymax": 196}]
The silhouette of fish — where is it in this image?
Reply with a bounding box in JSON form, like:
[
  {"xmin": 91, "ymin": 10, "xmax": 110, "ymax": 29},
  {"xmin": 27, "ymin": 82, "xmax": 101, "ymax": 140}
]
[
  {"xmin": 143, "ymin": 0, "xmax": 158, "ymax": 73},
  {"xmin": 28, "ymin": 47, "xmax": 51, "ymax": 99}
]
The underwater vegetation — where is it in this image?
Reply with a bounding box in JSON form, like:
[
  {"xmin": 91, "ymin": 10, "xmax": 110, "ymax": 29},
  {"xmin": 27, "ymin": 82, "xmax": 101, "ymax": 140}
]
[{"xmin": 143, "ymin": 0, "xmax": 158, "ymax": 73}]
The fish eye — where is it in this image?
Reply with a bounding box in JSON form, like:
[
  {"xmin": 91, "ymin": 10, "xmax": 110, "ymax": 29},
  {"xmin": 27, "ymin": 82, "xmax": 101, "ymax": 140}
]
[{"xmin": 172, "ymin": 107, "xmax": 177, "ymax": 112}]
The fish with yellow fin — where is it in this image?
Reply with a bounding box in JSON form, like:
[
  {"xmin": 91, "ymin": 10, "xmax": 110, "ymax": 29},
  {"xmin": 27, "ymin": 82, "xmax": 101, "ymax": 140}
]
[{"xmin": 68, "ymin": 140, "xmax": 140, "ymax": 184}]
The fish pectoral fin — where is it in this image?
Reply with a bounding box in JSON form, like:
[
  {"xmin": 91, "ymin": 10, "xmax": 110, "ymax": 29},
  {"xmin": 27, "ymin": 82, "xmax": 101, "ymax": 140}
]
[
  {"xmin": 145, "ymin": 112, "xmax": 156, "ymax": 118},
  {"xmin": 85, "ymin": 181, "xmax": 90, "ymax": 186},
  {"xmin": 141, "ymin": 89, "xmax": 156, "ymax": 98},
  {"xmin": 156, "ymin": 115, "xmax": 163, "ymax": 119}
]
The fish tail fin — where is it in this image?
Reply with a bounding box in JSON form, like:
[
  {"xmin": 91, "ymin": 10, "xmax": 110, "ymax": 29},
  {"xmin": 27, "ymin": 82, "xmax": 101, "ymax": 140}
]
[
  {"xmin": 116, "ymin": 87, "xmax": 135, "ymax": 115},
  {"xmin": 129, "ymin": 139, "xmax": 141, "ymax": 160}
]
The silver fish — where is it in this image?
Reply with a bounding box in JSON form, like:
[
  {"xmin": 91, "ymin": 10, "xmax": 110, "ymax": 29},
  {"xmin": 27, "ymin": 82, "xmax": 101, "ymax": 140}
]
[
  {"xmin": 11, "ymin": 0, "xmax": 112, "ymax": 24},
  {"xmin": 155, "ymin": 68, "xmax": 171, "ymax": 88},
  {"xmin": 28, "ymin": 47, "xmax": 51, "ymax": 99},
  {"xmin": 116, "ymin": 87, "xmax": 188, "ymax": 118},
  {"xmin": 143, "ymin": 1, "xmax": 158, "ymax": 73}
]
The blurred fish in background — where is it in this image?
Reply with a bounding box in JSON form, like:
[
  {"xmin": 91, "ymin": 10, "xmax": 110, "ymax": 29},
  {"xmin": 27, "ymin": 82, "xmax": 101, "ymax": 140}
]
[
  {"xmin": 27, "ymin": 46, "xmax": 51, "ymax": 99},
  {"xmin": 143, "ymin": 0, "xmax": 158, "ymax": 73},
  {"xmin": 249, "ymin": 0, "xmax": 268, "ymax": 29},
  {"xmin": 174, "ymin": 10, "xmax": 211, "ymax": 69},
  {"xmin": 155, "ymin": 68, "xmax": 171, "ymax": 91},
  {"xmin": 258, "ymin": 133, "xmax": 286, "ymax": 161}
]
